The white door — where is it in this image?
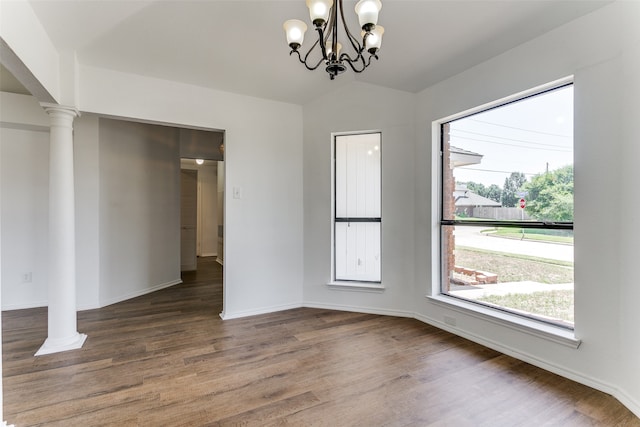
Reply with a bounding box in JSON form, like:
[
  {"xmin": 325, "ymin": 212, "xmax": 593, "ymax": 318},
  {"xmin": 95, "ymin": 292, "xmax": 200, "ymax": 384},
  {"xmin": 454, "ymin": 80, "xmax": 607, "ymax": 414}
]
[{"xmin": 181, "ymin": 169, "xmax": 198, "ymax": 271}]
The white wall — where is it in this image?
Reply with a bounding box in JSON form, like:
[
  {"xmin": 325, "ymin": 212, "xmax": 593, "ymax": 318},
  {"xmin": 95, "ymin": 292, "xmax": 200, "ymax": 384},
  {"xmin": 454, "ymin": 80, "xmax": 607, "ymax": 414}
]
[
  {"xmin": 302, "ymin": 1, "xmax": 639, "ymax": 417},
  {"xmin": 414, "ymin": 1, "xmax": 640, "ymax": 416},
  {"xmin": 0, "ymin": 1, "xmax": 59, "ymax": 102},
  {"xmin": 303, "ymin": 81, "xmax": 416, "ymax": 316},
  {"xmin": 98, "ymin": 118, "xmax": 181, "ymax": 306},
  {"xmin": 617, "ymin": 36, "xmax": 640, "ymax": 415},
  {"xmin": 74, "ymin": 113, "xmax": 100, "ymax": 309},
  {"xmin": 0, "ymin": 101, "xmax": 184, "ymax": 310},
  {"xmin": 77, "ymin": 66, "xmax": 304, "ymax": 318},
  {"xmin": 1, "ymin": 67, "xmax": 304, "ymax": 320},
  {"xmin": 0, "ymin": 94, "xmax": 50, "ymax": 309}
]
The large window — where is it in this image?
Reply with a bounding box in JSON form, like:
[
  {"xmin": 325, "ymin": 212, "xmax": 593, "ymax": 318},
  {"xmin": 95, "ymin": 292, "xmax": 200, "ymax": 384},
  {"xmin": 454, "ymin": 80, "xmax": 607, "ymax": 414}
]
[
  {"xmin": 440, "ymin": 83, "xmax": 574, "ymax": 328},
  {"xmin": 334, "ymin": 132, "xmax": 381, "ymax": 283}
]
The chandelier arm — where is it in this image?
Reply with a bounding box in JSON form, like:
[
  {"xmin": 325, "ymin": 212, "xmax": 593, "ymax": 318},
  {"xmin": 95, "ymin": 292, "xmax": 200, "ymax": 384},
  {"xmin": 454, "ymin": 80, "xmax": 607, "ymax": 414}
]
[
  {"xmin": 338, "ymin": 0, "xmax": 364, "ymax": 54},
  {"xmin": 309, "ymin": 26, "xmax": 329, "ymax": 64},
  {"xmin": 301, "ymin": 25, "xmax": 330, "ymax": 69},
  {"xmin": 341, "ymin": 51, "xmax": 379, "ymax": 73},
  {"xmin": 340, "ymin": 55, "xmax": 366, "ymax": 73},
  {"xmin": 331, "ymin": 2, "xmax": 338, "ymax": 57},
  {"xmin": 325, "ymin": 7, "xmax": 335, "ymax": 42},
  {"xmin": 291, "ymin": 49, "xmax": 326, "ymax": 71}
]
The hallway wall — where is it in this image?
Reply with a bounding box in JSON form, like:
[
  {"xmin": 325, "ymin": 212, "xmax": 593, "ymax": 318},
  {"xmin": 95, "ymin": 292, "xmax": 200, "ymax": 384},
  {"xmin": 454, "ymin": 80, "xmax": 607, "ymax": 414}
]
[{"xmin": 98, "ymin": 118, "xmax": 181, "ymax": 306}]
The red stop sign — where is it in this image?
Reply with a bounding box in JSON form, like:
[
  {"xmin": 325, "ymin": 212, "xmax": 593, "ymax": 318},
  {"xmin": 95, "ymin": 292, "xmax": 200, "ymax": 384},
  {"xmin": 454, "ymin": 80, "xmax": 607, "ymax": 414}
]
[{"xmin": 519, "ymin": 198, "xmax": 526, "ymax": 209}]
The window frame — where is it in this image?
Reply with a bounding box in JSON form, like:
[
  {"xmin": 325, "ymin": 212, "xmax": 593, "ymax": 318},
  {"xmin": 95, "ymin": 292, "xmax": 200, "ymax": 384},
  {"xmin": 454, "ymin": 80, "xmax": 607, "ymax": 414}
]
[
  {"xmin": 431, "ymin": 77, "xmax": 580, "ymax": 345},
  {"xmin": 330, "ymin": 131, "xmax": 383, "ymax": 288}
]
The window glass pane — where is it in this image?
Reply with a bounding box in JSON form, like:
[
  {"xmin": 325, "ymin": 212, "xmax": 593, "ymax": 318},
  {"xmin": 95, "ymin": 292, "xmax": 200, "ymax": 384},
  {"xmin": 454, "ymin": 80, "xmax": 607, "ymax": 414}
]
[
  {"xmin": 440, "ymin": 84, "xmax": 574, "ymax": 328},
  {"xmin": 335, "ymin": 222, "xmax": 381, "ymax": 282},
  {"xmin": 336, "ymin": 134, "xmax": 381, "ymax": 218},
  {"xmin": 442, "ymin": 225, "xmax": 574, "ymax": 328},
  {"xmin": 444, "ymin": 86, "xmax": 573, "ymax": 223}
]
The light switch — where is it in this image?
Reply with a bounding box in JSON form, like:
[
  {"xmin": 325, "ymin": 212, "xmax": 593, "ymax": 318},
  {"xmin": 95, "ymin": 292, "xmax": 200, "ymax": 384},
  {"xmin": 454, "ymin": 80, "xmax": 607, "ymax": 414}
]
[{"xmin": 233, "ymin": 186, "xmax": 242, "ymax": 199}]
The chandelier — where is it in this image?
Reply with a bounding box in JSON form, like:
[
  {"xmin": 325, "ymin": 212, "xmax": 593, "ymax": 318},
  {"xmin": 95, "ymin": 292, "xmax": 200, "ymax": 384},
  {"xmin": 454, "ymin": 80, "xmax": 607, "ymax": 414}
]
[{"xmin": 283, "ymin": 0, "xmax": 384, "ymax": 80}]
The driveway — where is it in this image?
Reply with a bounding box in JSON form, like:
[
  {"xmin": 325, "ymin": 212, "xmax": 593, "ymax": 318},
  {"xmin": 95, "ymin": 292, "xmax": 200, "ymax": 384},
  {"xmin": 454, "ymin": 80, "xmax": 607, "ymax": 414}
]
[{"xmin": 454, "ymin": 226, "xmax": 573, "ymax": 263}]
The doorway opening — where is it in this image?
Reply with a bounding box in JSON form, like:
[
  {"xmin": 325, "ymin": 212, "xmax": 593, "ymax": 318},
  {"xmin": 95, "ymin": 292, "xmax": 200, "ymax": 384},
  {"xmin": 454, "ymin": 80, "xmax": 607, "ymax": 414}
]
[{"xmin": 179, "ymin": 128, "xmax": 225, "ymax": 315}]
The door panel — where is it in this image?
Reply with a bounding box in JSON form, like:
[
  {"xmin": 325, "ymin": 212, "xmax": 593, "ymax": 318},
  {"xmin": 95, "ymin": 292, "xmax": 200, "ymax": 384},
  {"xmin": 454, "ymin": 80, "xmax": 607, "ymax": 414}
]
[{"xmin": 181, "ymin": 169, "xmax": 198, "ymax": 271}]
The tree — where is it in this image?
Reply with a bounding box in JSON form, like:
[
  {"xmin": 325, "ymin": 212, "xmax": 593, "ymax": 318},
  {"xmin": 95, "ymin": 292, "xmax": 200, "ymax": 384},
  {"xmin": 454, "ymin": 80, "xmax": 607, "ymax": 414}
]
[
  {"xmin": 485, "ymin": 184, "xmax": 502, "ymax": 203},
  {"xmin": 501, "ymin": 172, "xmax": 527, "ymax": 207},
  {"xmin": 461, "ymin": 181, "xmax": 502, "ymax": 203},
  {"xmin": 524, "ymin": 165, "xmax": 573, "ymax": 222}
]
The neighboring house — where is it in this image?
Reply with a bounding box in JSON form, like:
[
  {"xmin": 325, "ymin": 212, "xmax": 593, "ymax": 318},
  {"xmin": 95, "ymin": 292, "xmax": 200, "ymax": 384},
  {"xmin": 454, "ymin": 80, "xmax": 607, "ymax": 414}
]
[
  {"xmin": 449, "ymin": 145, "xmax": 483, "ymax": 169},
  {"xmin": 454, "ymin": 185, "xmax": 501, "ymax": 217}
]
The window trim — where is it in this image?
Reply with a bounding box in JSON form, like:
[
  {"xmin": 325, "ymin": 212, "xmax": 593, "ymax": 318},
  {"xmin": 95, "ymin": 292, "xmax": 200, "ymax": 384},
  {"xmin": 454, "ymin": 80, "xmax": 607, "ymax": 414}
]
[
  {"xmin": 330, "ymin": 131, "xmax": 383, "ymax": 288},
  {"xmin": 431, "ymin": 76, "xmax": 578, "ymax": 341}
]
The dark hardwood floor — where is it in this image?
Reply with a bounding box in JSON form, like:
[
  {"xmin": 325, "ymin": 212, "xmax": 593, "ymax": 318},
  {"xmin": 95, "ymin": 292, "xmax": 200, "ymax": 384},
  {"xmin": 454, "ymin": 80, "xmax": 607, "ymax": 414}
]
[{"xmin": 3, "ymin": 257, "xmax": 638, "ymax": 426}]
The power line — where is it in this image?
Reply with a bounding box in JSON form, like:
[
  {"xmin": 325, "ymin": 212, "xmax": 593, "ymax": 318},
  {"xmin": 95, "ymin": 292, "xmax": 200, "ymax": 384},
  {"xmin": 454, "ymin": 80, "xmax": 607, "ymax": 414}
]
[
  {"xmin": 451, "ymin": 129, "xmax": 572, "ymax": 148},
  {"xmin": 449, "ymin": 135, "xmax": 572, "ymax": 152},
  {"xmin": 457, "ymin": 167, "xmax": 540, "ymax": 176},
  {"xmin": 468, "ymin": 118, "xmax": 571, "ymax": 138}
]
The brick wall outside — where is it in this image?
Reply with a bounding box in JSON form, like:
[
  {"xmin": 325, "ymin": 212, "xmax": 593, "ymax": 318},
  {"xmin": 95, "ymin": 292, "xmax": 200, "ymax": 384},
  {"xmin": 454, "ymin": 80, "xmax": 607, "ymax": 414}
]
[{"xmin": 442, "ymin": 123, "xmax": 455, "ymax": 292}]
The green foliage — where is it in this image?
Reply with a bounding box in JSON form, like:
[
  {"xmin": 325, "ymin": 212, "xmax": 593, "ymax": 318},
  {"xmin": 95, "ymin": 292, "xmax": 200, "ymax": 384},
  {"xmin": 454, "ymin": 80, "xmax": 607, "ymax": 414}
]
[
  {"xmin": 485, "ymin": 184, "xmax": 502, "ymax": 203},
  {"xmin": 524, "ymin": 165, "xmax": 574, "ymax": 222},
  {"xmin": 501, "ymin": 172, "xmax": 527, "ymax": 207},
  {"xmin": 461, "ymin": 181, "xmax": 502, "ymax": 203}
]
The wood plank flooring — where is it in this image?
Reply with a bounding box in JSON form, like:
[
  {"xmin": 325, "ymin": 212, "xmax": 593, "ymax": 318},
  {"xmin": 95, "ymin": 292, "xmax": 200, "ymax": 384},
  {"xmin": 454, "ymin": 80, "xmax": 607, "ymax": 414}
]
[{"xmin": 3, "ymin": 257, "xmax": 639, "ymax": 426}]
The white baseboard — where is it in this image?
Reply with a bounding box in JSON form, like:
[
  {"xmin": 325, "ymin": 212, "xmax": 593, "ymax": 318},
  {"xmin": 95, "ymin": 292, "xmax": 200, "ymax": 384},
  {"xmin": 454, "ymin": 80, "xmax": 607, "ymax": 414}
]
[
  {"xmin": 217, "ymin": 298, "xmax": 639, "ymax": 418},
  {"xmin": 216, "ymin": 257, "xmax": 224, "ymax": 266},
  {"xmin": 303, "ymin": 301, "xmax": 414, "ymax": 319},
  {"xmin": 200, "ymin": 252, "xmax": 217, "ymax": 258},
  {"xmin": 616, "ymin": 387, "xmax": 640, "ymax": 419},
  {"xmin": 220, "ymin": 301, "xmax": 302, "ymax": 320},
  {"xmin": 96, "ymin": 279, "xmax": 182, "ymax": 309},
  {"xmin": 413, "ymin": 311, "xmax": 640, "ymax": 418},
  {"xmin": 1, "ymin": 279, "xmax": 183, "ymax": 312},
  {"xmin": 1, "ymin": 300, "xmax": 48, "ymax": 311}
]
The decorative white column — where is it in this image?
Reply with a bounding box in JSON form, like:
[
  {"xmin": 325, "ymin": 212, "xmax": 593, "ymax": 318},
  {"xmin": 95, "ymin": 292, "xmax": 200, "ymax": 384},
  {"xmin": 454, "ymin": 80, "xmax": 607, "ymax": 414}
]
[{"xmin": 35, "ymin": 104, "xmax": 87, "ymax": 356}]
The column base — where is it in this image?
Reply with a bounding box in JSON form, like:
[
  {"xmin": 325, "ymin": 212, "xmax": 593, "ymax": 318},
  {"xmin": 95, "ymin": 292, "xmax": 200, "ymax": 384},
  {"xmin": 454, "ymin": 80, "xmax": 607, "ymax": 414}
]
[{"xmin": 35, "ymin": 333, "xmax": 87, "ymax": 356}]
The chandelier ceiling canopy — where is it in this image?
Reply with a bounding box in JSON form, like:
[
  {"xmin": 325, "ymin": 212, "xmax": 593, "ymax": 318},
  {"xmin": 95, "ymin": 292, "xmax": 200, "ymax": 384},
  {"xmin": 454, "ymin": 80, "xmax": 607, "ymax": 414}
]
[{"xmin": 283, "ymin": 0, "xmax": 384, "ymax": 80}]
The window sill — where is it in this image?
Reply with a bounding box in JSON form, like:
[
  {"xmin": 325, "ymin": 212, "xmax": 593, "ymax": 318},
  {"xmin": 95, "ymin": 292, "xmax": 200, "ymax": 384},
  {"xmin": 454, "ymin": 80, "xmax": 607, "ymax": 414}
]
[
  {"xmin": 327, "ymin": 281, "xmax": 385, "ymax": 293},
  {"xmin": 427, "ymin": 294, "xmax": 581, "ymax": 349}
]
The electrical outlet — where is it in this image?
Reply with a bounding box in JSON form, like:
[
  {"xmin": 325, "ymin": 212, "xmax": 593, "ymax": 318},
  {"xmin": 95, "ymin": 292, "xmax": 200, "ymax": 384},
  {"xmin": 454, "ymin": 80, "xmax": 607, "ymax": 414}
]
[
  {"xmin": 22, "ymin": 272, "xmax": 33, "ymax": 283},
  {"xmin": 444, "ymin": 315, "xmax": 457, "ymax": 327}
]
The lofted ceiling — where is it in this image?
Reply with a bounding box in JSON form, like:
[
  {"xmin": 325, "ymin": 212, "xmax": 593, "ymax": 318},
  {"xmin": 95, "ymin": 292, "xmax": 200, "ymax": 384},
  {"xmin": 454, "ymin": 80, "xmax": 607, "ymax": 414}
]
[{"xmin": 5, "ymin": 1, "xmax": 611, "ymax": 105}]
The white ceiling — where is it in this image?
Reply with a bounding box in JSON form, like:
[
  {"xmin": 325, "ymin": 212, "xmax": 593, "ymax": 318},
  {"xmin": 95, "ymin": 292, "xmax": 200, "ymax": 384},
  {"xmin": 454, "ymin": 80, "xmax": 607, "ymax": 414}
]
[{"xmin": 15, "ymin": 1, "xmax": 612, "ymax": 105}]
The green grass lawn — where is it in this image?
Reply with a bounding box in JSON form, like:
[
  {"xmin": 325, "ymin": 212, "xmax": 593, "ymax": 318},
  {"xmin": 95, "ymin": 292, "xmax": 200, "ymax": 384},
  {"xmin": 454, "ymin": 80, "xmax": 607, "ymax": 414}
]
[{"xmin": 482, "ymin": 228, "xmax": 573, "ymax": 244}]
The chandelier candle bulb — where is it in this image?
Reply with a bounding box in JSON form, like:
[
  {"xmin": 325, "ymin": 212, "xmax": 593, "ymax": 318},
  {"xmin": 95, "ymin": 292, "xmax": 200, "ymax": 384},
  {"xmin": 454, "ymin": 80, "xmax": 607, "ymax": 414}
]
[
  {"xmin": 327, "ymin": 42, "xmax": 343, "ymax": 59},
  {"xmin": 306, "ymin": 0, "xmax": 333, "ymax": 26},
  {"xmin": 283, "ymin": 19, "xmax": 308, "ymax": 49},
  {"xmin": 355, "ymin": 0, "xmax": 382, "ymax": 31},
  {"xmin": 363, "ymin": 25, "xmax": 384, "ymax": 53}
]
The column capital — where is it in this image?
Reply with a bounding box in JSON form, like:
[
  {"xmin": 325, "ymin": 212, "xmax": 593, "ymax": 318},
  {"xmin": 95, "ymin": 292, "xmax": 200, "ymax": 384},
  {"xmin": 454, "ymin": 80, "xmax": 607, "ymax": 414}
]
[{"xmin": 40, "ymin": 102, "xmax": 80, "ymax": 118}]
